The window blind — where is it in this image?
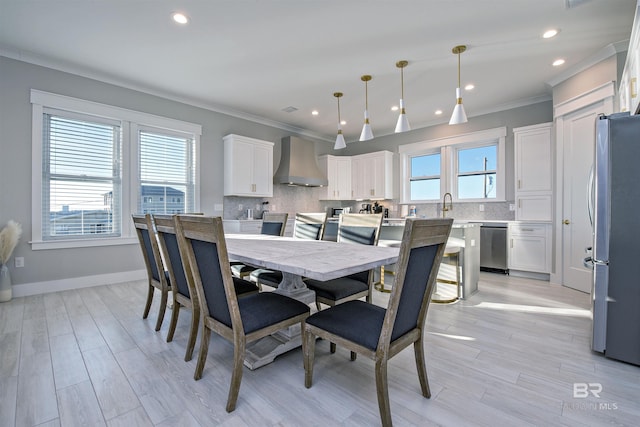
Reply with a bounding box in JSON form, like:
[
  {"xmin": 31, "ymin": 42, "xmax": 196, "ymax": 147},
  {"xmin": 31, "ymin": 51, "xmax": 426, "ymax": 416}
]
[
  {"xmin": 138, "ymin": 129, "xmax": 195, "ymax": 214},
  {"xmin": 42, "ymin": 111, "xmax": 122, "ymax": 239}
]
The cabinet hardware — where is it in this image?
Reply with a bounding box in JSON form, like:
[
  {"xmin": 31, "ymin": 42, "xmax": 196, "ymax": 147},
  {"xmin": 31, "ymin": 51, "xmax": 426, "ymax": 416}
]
[
  {"xmin": 521, "ymin": 228, "xmax": 534, "ymax": 232},
  {"xmin": 563, "ymin": 219, "xmax": 570, "ymax": 225},
  {"xmin": 518, "ymin": 179, "xmax": 521, "ymax": 189},
  {"xmin": 510, "ymin": 239, "xmax": 513, "ymax": 248}
]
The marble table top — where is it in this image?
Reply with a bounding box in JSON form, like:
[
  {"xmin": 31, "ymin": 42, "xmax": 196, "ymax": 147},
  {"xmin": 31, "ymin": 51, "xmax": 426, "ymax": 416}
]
[{"xmin": 225, "ymin": 234, "xmax": 400, "ymax": 282}]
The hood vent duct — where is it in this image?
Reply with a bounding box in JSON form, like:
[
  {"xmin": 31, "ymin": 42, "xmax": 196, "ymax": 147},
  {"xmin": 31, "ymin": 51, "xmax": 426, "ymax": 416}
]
[{"xmin": 273, "ymin": 136, "xmax": 328, "ymax": 187}]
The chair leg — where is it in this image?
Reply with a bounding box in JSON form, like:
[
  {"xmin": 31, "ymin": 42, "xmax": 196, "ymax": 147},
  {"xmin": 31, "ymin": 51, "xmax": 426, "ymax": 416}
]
[
  {"xmin": 375, "ymin": 358, "xmax": 392, "ymax": 427},
  {"xmin": 413, "ymin": 338, "xmax": 431, "ymax": 398},
  {"xmin": 303, "ymin": 327, "xmax": 316, "ymax": 388},
  {"xmin": 143, "ymin": 284, "xmax": 154, "ymax": 319},
  {"xmin": 166, "ymin": 301, "xmax": 180, "ymax": 342},
  {"xmin": 155, "ymin": 289, "xmax": 168, "ymax": 331},
  {"xmin": 350, "ymin": 351, "xmax": 357, "ymax": 361},
  {"xmin": 194, "ymin": 327, "xmax": 210, "ymax": 380},
  {"xmin": 226, "ymin": 340, "xmax": 246, "ymax": 412},
  {"xmin": 330, "ymin": 342, "xmax": 336, "ymax": 353},
  {"xmin": 315, "ymin": 301, "xmax": 321, "ymax": 311},
  {"xmin": 184, "ymin": 306, "xmax": 200, "ymax": 362}
]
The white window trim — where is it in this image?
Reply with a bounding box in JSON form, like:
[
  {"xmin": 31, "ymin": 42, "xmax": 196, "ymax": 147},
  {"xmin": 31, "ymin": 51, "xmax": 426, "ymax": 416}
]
[
  {"xmin": 399, "ymin": 127, "xmax": 506, "ymax": 204},
  {"xmin": 31, "ymin": 89, "xmax": 201, "ymax": 250}
]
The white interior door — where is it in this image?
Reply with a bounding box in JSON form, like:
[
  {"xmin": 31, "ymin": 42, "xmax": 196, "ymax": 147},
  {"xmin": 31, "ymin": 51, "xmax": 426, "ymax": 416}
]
[{"xmin": 560, "ymin": 102, "xmax": 603, "ymax": 293}]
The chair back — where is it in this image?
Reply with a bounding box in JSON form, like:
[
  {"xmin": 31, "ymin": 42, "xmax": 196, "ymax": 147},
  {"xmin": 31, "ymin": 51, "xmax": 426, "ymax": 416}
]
[
  {"xmin": 379, "ymin": 218, "xmax": 453, "ymax": 349},
  {"xmin": 261, "ymin": 212, "xmax": 289, "ymax": 236},
  {"xmin": 132, "ymin": 214, "xmax": 166, "ymax": 287},
  {"xmin": 153, "ymin": 214, "xmax": 194, "ymax": 299},
  {"xmin": 293, "ymin": 212, "xmax": 327, "ymax": 240},
  {"xmin": 174, "ymin": 215, "xmax": 240, "ymax": 330},
  {"xmin": 337, "ymin": 213, "xmax": 383, "ymax": 246}
]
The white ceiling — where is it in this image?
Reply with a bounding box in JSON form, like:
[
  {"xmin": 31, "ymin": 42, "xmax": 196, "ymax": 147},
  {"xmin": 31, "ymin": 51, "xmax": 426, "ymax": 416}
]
[{"xmin": 0, "ymin": 0, "xmax": 636, "ymax": 144}]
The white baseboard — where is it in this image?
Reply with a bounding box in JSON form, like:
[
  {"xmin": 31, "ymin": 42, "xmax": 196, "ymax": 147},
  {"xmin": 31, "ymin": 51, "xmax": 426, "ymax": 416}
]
[{"xmin": 12, "ymin": 269, "xmax": 147, "ymax": 298}]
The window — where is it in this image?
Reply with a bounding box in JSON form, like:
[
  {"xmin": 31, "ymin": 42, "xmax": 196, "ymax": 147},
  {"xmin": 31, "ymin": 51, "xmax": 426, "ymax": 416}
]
[
  {"xmin": 399, "ymin": 127, "xmax": 506, "ymax": 203},
  {"xmin": 456, "ymin": 145, "xmax": 497, "ymax": 199},
  {"xmin": 31, "ymin": 90, "xmax": 201, "ymax": 249},
  {"xmin": 139, "ymin": 128, "xmax": 195, "ymax": 215},
  {"xmin": 42, "ymin": 110, "xmax": 122, "ymax": 240},
  {"xmin": 409, "ymin": 153, "xmax": 441, "ymax": 200}
]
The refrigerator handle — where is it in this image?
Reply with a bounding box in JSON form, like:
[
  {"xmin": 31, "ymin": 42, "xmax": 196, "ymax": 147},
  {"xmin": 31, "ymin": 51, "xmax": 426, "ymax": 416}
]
[{"xmin": 587, "ymin": 164, "xmax": 594, "ymax": 228}]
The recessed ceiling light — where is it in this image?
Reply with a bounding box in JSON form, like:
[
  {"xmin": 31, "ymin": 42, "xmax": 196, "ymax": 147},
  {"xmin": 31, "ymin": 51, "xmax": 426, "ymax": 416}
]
[
  {"xmin": 543, "ymin": 29, "xmax": 559, "ymax": 39},
  {"xmin": 435, "ymin": 110, "xmax": 443, "ymax": 115},
  {"xmin": 464, "ymin": 84, "xmax": 475, "ymax": 91},
  {"xmin": 552, "ymin": 58, "xmax": 565, "ymax": 66},
  {"xmin": 391, "ymin": 105, "xmax": 399, "ymax": 112},
  {"xmin": 311, "ymin": 110, "xmax": 319, "ymax": 116},
  {"xmin": 340, "ymin": 120, "xmax": 347, "ymax": 126},
  {"xmin": 172, "ymin": 12, "xmax": 189, "ymax": 24}
]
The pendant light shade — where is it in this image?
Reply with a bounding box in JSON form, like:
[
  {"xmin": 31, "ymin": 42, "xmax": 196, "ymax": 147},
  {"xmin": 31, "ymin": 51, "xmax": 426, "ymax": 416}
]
[
  {"xmin": 359, "ymin": 75, "xmax": 374, "ymax": 141},
  {"xmin": 449, "ymin": 45, "xmax": 468, "ymax": 125},
  {"xmin": 395, "ymin": 60, "xmax": 411, "ymax": 133},
  {"xmin": 333, "ymin": 92, "xmax": 347, "ymax": 150}
]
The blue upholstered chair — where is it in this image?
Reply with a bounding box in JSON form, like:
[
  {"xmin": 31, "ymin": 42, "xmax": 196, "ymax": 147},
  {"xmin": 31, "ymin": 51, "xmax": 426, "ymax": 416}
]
[
  {"xmin": 154, "ymin": 214, "xmax": 259, "ymax": 361},
  {"xmin": 250, "ymin": 212, "xmax": 327, "ymax": 289},
  {"xmin": 304, "ymin": 213, "xmax": 383, "ymax": 310},
  {"xmin": 230, "ymin": 212, "xmax": 288, "ymax": 279},
  {"xmin": 174, "ymin": 215, "xmax": 309, "ymax": 413},
  {"xmin": 302, "ymin": 218, "xmax": 453, "ymax": 427},
  {"xmin": 132, "ymin": 214, "xmax": 171, "ymax": 331}
]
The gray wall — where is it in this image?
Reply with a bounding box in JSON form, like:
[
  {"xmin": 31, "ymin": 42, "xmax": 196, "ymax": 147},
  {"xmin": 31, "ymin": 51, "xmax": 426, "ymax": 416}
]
[
  {"xmin": 0, "ymin": 56, "xmax": 324, "ymax": 288},
  {"xmin": 0, "ymin": 55, "xmax": 552, "ymax": 290}
]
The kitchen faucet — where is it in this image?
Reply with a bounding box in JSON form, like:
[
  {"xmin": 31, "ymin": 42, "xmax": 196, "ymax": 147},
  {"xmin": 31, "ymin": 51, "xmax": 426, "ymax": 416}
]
[{"xmin": 442, "ymin": 192, "xmax": 453, "ymax": 218}]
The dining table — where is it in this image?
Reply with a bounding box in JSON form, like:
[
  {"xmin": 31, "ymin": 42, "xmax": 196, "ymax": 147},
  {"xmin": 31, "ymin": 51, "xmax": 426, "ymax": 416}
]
[{"xmin": 224, "ymin": 233, "xmax": 400, "ymax": 369}]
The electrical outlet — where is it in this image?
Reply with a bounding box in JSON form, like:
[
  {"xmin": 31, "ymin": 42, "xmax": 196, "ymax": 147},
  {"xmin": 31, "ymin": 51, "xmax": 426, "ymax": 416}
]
[
  {"xmin": 238, "ymin": 204, "xmax": 243, "ymax": 210},
  {"xmin": 271, "ymin": 204, "xmax": 277, "ymax": 211},
  {"xmin": 214, "ymin": 203, "xmax": 223, "ymax": 211},
  {"xmin": 15, "ymin": 257, "xmax": 24, "ymax": 268},
  {"xmin": 479, "ymin": 204, "xmax": 485, "ymax": 212},
  {"xmin": 509, "ymin": 204, "xmax": 516, "ymax": 211}
]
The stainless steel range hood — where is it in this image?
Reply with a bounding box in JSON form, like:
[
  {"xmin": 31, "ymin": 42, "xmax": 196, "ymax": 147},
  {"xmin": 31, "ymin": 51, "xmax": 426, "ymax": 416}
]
[{"xmin": 273, "ymin": 136, "xmax": 328, "ymax": 187}]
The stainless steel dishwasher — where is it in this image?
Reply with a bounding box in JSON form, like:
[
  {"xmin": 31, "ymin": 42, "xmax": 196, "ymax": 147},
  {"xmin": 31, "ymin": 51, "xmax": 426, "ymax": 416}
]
[{"xmin": 478, "ymin": 222, "xmax": 508, "ymax": 273}]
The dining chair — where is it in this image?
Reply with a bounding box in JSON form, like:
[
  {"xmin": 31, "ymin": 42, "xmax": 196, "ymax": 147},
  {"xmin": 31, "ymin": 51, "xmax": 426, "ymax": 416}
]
[
  {"xmin": 250, "ymin": 212, "xmax": 327, "ymax": 290},
  {"xmin": 302, "ymin": 218, "xmax": 453, "ymax": 427},
  {"xmin": 230, "ymin": 212, "xmax": 289, "ymax": 279},
  {"xmin": 132, "ymin": 214, "xmax": 171, "ymax": 331},
  {"xmin": 154, "ymin": 214, "xmax": 258, "ymax": 361},
  {"xmin": 174, "ymin": 215, "xmax": 310, "ymax": 413},
  {"xmin": 304, "ymin": 213, "xmax": 383, "ymax": 310}
]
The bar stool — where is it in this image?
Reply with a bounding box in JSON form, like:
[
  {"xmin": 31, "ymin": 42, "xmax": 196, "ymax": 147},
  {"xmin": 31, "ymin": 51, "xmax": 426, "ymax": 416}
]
[{"xmin": 431, "ymin": 246, "xmax": 461, "ymax": 304}]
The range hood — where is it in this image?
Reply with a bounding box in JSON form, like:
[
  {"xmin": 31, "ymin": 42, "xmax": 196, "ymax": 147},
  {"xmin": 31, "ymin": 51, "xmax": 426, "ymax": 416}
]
[{"xmin": 273, "ymin": 136, "xmax": 328, "ymax": 187}]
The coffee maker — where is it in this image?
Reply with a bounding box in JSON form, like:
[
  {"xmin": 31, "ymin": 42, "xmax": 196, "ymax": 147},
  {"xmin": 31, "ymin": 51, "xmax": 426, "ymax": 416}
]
[{"xmin": 359, "ymin": 203, "xmax": 372, "ymax": 214}]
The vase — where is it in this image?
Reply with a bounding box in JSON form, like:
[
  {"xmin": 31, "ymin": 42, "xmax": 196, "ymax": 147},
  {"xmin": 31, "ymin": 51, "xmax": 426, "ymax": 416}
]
[{"xmin": 0, "ymin": 264, "xmax": 12, "ymax": 302}]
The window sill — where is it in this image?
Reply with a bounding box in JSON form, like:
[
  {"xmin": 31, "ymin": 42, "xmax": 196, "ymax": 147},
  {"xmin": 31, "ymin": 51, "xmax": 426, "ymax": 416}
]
[{"xmin": 31, "ymin": 236, "xmax": 138, "ymax": 250}]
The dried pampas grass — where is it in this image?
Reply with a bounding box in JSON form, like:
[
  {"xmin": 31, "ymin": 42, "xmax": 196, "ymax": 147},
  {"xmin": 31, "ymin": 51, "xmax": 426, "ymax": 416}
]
[{"xmin": 0, "ymin": 220, "xmax": 22, "ymax": 265}]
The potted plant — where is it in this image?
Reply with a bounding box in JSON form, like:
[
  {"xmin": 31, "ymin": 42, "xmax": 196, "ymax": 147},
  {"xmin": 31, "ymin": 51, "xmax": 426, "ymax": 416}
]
[{"xmin": 0, "ymin": 220, "xmax": 22, "ymax": 302}]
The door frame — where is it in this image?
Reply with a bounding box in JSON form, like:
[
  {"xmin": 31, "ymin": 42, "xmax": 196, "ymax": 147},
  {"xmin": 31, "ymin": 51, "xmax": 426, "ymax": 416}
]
[{"xmin": 552, "ymin": 81, "xmax": 615, "ymax": 286}]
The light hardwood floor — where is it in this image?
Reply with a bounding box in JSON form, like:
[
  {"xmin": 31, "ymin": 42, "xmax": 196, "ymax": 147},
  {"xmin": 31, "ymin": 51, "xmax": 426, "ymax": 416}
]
[{"xmin": 1, "ymin": 272, "xmax": 639, "ymax": 427}]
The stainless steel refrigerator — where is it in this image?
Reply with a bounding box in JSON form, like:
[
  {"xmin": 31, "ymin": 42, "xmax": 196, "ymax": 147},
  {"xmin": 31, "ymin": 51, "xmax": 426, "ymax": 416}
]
[{"xmin": 587, "ymin": 112, "xmax": 640, "ymax": 366}]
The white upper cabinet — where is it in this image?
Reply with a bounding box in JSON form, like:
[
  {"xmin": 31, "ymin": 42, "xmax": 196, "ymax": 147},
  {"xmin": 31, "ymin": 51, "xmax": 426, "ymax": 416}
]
[
  {"xmin": 513, "ymin": 123, "xmax": 553, "ymax": 221},
  {"xmin": 318, "ymin": 155, "xmax": 352, "ymax": 200},
  {"xmin": 351, "ymin": 151, "xmax": 394, "ymax": 200},
  {"xmin": 223, "ymin": 134, "xmax": 274, "ymax": 197}
]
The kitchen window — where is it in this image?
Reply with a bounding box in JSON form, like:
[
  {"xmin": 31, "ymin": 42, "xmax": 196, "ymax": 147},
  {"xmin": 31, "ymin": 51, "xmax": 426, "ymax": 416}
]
[
  {"xmin": 399, "ymin": 127, "xmax": 506, "ymax": 203},
  {"xmin": 31, "ymin": 90, "xmax": 201, "ymax": 249}
]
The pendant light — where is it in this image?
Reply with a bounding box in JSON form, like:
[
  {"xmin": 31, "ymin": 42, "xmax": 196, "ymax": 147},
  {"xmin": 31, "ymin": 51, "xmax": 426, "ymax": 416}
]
[
  {"xmin": 395, "ymin": 60, "xmax": 410, "ymax": 133},
  {"xmin": 449, "ymin": 45, "xmax": 468, "ymax": 125},
  {"xmin": 359, "ymin": 75, "xmax": 374, "ymax": 141},
  {"xmin": 333, "ymin": 92, "xmax": 346, "ymax": 150}
]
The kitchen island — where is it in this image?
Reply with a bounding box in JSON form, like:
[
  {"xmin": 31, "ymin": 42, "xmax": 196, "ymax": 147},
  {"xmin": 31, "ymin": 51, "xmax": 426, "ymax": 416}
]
[{"xmin": 379, "ymin": 219, "xmax": 480, "ymax": 299}]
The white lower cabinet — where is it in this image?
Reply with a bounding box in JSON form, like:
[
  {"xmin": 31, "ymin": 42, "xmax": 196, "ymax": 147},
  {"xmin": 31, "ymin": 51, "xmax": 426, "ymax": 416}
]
[{"xmin": 508, "ymin": 223, "xmax": 552, "ymax": 274}]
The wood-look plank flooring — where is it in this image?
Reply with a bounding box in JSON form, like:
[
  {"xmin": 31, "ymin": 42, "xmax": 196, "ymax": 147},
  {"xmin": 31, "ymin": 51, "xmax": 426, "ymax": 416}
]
[{"xmin": 1, "ymin": 273, "xmax": 639, "ymax": 426}]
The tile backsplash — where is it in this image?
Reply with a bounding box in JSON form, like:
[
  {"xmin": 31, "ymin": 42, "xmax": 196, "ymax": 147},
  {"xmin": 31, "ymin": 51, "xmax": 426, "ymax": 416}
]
[{"xmin": 223, "ymin": 184, "xmax": 515, "ymax": 221}]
